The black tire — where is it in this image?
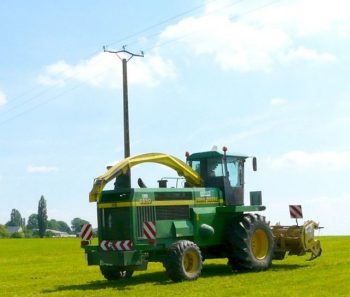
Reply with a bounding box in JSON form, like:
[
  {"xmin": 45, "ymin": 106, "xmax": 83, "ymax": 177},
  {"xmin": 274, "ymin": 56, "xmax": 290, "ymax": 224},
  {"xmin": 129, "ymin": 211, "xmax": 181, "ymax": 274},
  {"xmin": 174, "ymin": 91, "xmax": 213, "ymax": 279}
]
[
  {"xmin": 100, "ymin": 266, "xmax": 134, "ymax": 281},
  {"xmin": 164, "ymin": 240, "xmax": 203, "ymax": 282},
  {"xmin": 227, "ymin": 213, "xmax": 274, "ymax": 271}
]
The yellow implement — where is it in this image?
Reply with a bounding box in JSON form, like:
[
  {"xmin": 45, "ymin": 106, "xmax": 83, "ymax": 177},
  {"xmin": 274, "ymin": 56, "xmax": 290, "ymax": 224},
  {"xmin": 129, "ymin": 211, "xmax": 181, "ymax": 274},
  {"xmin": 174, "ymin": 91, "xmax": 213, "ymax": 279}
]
[
  {"xmin": 89, "ymin": 153, "xmax": 203, "ymax": 202},
  {"xmin": 271, "ymin": 220, "xmax": 322, "ymax": 261}
]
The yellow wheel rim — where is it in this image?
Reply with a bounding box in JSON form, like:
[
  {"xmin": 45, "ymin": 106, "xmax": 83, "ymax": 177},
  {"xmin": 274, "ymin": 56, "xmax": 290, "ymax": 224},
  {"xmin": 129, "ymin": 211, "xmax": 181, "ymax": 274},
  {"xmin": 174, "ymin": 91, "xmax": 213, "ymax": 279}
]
[
  {"xmin": 251, "ymin": 229, "xmax": 269, "ymax": 260},
  {"xmin": 183, "ymin": 249, "xmax": 199, "ymax": 273}
]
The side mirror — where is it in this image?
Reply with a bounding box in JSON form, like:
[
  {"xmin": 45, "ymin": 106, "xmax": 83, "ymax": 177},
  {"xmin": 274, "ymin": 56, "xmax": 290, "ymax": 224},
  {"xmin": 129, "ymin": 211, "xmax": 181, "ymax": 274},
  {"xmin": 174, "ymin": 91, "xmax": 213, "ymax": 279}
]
[{"xmin": 252, "ymin": 157, "xmax": 257, "ymax": 171}]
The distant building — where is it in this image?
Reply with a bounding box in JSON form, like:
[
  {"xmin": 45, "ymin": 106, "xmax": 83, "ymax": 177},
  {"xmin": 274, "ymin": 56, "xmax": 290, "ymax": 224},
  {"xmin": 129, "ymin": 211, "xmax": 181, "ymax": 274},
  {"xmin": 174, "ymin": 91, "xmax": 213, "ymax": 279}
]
[
  {"xmin": 6, "ymin": 226, "xmax": 23, "ymax": 235},
  {"xmin": 46, "ymin": 229, "xmax": 75, "ymax": 238}
]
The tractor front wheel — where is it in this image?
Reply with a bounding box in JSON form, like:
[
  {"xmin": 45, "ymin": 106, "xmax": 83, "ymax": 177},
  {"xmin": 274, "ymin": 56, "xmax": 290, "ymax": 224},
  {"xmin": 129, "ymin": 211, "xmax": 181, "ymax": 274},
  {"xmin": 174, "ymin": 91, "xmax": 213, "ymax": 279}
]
[
  {"xmin": 227, "ymin": 214, "xmax": 273, "ymax": 271},
  {"xmin": 164, "ymin": 240, "xmax": 203, "ymax": 282},
  {"xmin": 100, "ymin": 266, "xmax": 134, "ymax": 281}
]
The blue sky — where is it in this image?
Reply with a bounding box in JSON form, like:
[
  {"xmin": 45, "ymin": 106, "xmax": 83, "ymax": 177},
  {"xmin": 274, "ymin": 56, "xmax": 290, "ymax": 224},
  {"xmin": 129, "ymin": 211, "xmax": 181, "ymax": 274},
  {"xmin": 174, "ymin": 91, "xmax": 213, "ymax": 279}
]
[{"xmin": 1, "ymin": 0, "xmax": 349, "ymax": 235}]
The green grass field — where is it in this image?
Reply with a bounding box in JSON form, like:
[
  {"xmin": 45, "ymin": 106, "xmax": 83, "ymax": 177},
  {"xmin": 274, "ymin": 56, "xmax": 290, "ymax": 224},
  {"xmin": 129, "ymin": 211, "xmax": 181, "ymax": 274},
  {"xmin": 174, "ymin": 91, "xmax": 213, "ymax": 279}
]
[{"xmin": 0, "ymin": 236, "xmax": 349, "ymax": 297}]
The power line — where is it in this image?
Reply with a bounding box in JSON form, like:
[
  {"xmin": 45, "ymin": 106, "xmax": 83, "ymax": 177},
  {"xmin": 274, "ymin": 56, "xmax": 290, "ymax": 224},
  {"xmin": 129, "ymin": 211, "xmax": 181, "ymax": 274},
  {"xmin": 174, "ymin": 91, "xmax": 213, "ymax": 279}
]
[
  {"xmin": 2, "ymin": 86, "xmax": 61, "ymax": 115},
  {"xmin": 3, "ymin": 84, "xmax": 43, "ymax": 105},
  {"xmin": 0, "ymin": 82, "xmax": 84, "ymax": 127},
  {"xmin": 0, "ymin": 0, "xmax": 282, "ymax": 126},
  {"xmin": 104, "ymin": 0, "xmax": 220, "ymax": 49},
  {"xmin": 113, "ymin": 0, "xmax": 247, "ymax": 51},
  {"xmin": 2, "ymin": 2, "xmax": 237, "ymax": 121},
  {"xmin": 143, "ymin": 0, "xmax": 281, "ymax": 52},
  {"xmin": 1, "ymin": 1, "xmax": 216, "ymax": 119}
]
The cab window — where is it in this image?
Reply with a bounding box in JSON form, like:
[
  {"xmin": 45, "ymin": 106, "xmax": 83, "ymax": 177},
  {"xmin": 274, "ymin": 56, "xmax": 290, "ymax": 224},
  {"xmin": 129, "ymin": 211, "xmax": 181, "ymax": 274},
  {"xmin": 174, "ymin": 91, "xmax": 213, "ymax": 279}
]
[
  {"xmin": 190, "ymin": 160, "xmax": 201, "ymax": 174},
  {"xmin": 207, "ymin": 158, "xmax": 224, "ymax": 177},
  {"xmin": 226, "ymin": 158, "xmax": 239, "ymax": 187}
]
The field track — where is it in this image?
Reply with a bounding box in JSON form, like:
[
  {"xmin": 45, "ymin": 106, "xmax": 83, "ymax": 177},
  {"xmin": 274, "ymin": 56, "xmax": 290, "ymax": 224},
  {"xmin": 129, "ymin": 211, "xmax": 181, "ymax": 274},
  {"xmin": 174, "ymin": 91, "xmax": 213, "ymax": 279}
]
[{"xmin": 0, "ymin": 236, "xmax": 349, "ymax": 297}]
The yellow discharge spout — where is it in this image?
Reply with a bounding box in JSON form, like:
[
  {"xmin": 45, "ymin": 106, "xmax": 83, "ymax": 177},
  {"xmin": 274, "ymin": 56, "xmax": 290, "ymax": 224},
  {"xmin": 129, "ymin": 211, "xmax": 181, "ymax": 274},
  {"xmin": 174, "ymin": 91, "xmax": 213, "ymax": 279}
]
[{"xmin": 89, "ymin": 153, "xmax": 203, "ymax": 202}]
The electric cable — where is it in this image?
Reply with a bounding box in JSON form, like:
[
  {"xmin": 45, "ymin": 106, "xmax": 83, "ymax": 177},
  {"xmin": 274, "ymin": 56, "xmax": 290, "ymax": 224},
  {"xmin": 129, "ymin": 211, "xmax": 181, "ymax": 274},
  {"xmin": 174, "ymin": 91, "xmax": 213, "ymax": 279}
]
[{"xmin": 0, "ymin": 0, "xmax": 282, "ymax": 127}]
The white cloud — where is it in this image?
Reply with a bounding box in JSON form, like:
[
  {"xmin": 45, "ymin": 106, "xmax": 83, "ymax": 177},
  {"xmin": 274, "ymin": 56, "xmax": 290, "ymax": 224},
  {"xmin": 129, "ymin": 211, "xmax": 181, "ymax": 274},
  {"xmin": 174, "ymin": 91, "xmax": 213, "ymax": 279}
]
[
  {"xmin": 36, "ymin": 0, "xmax": 347, "ymax": 84},
  {"xmin": 303, "ymin": 193, "xmax": 350, "ymax": 235},
  {"xmin": 37, "ymin": 74, "xmax": 65, "ymax": 87},
  {"xmin": 285, "ymin": 0, "xmax": 350, "ymax": 37},
  {"xmin": 0, "ymin": 90, "xmax": 7, "ymax": 106},
  {"xmin": 159, "ymin": 0, "xmax": 344, "ymax": 72},
  {"xmin": 161, "ymin": 14, "xmax": 290, "ymax": 72},
  {"xmin": 285, "ymin": 47, "xmax": 337, "ymax": 63},
  {"xmin": 270, "ymin": 98, "xmax": 288, "ymax": 106},
  {"xmin": 27, "ymin": 165, "xmax": 58, "ymax": 174},
  {"xmin": 37, "ymin": 52, "xmax": 176, "ymax": 88},
  {"xmin": 269, "ymin": 150, "xmax": 350, "ymax": 170}
]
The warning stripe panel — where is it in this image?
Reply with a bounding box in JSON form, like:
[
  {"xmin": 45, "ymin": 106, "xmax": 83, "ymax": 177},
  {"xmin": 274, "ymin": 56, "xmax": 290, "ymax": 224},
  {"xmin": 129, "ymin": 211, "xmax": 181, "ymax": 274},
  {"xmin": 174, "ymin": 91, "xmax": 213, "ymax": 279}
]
[
  {"xmin": 143, "ymin": 221, "xmax": 156, "ymax": 240},
  {"xmin": 289, "ymin": 205, "xmax": 303, "ymax": 219},
  {"xmin": 81, "ymin": 224, "xmax": 93, "ymax": 241},
  {"xmin": 100, "ymin": 240, "xmax": 133, "ymax": 251},
  {"xmin": 100, "ymin": 240, "xmax": 110, "ymax": 251}
]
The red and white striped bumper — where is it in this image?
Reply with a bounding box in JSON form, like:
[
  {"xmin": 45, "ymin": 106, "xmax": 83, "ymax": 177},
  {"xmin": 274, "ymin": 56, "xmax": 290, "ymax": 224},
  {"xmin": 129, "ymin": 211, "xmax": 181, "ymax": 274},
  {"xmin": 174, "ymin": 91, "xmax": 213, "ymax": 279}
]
[{"xmin": 100, "ymin": 240, "xmax": 134, "ymax": 251}]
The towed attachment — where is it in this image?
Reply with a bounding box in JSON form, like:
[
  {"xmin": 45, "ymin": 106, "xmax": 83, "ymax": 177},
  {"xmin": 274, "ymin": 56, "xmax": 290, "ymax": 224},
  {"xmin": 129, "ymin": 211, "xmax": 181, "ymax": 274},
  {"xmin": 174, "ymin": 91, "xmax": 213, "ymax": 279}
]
[{"xmin": 271, "ymin": 220, "xmax": 322, "ymax": 261}]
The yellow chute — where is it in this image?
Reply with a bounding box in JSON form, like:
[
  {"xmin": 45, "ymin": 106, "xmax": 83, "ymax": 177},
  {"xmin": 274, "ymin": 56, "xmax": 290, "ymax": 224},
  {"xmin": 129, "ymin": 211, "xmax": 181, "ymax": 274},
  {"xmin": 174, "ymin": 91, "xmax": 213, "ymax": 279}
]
[{"xmin": 89, "ymin": 153, "xmax": 203, "ymax": 202}]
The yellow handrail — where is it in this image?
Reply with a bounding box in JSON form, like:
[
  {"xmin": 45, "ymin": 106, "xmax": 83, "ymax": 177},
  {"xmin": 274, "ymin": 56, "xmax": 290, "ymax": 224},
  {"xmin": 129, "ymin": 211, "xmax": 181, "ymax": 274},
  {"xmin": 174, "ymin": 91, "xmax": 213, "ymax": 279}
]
[{"xmin": 89, "ymin": 153, "xmax": 203, "ymax": 202}]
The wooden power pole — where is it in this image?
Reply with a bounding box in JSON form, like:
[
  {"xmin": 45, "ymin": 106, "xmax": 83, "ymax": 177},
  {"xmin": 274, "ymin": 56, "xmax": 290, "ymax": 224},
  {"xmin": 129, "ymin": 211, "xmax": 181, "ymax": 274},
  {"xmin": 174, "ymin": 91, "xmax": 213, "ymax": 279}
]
[{"xmin": 103, "ymin": 45, "xmax": 144, "ymax": 159}]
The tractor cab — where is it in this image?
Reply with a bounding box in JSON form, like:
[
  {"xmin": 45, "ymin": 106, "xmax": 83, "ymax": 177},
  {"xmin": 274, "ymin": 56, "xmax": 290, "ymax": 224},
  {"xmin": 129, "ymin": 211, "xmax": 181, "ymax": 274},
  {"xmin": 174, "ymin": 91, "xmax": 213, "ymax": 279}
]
[{"xmin": 187, "ymin": 147, "xmax": 251, "ymax": 206}]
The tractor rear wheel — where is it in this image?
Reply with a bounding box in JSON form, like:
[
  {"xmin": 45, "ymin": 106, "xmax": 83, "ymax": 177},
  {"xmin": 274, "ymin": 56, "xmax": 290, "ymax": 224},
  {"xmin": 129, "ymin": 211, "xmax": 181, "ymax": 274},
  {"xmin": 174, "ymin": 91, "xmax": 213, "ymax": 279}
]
[
  {"xmin": 164, "ymin": 240, "xmax": 203, "ymax": 282},
  {"xmin": 100, "ymin": 266, "xmax": 134, "ymax": 281},
  {"xmin": 227, "ymin": 214, "xmax": 273, "ymax": 271}
]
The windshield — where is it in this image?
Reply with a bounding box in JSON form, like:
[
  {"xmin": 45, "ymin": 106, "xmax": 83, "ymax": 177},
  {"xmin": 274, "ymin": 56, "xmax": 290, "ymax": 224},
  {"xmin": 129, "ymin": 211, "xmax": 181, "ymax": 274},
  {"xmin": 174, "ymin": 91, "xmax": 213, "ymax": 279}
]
[
  {"xmin": 226, "ymin": 157, "xmax": 240, "ymax": 187},
  {"xmin": 190, "ymin": 156, "xmax": 243, "ymax": 187},
  {"xmin": 207, "ymin": 158, "xmax": 224, "ymax": 177}
]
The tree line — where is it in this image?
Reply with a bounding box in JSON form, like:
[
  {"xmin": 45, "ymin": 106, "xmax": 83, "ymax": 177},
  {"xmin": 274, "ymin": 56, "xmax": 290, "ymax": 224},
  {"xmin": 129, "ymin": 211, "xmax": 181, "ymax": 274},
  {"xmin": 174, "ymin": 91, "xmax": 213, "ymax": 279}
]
[{"xmin": 0, "ymin": 195, "xmax": 90, "ymax": 238}]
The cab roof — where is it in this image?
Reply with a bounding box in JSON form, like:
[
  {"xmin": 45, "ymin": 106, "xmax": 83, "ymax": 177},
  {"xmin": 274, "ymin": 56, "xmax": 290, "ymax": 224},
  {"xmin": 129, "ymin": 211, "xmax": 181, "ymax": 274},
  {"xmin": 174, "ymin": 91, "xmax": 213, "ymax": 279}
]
[{"xmin": 187, "ymin": 150, "xmax": 249, "ymax": 160}]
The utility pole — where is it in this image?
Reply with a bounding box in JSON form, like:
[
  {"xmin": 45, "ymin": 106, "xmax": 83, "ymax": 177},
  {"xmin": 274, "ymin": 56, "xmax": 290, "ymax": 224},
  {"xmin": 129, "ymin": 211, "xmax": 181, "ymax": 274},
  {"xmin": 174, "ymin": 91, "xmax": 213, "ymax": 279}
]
[
  {"xmin": 103, "ymin": 46, "xmax": 144, "ymax": 187},
  {"xmin": 103, "ymin": 45, "xmax": 144, "ymax": 158}
]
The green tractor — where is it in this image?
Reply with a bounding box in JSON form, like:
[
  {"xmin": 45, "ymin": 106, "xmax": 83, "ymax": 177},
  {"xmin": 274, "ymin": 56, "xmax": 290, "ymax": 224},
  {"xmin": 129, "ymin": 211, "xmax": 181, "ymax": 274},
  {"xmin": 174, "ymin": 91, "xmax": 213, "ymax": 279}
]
[{"xmin": 81, "ymin": 147, "xmax": 321, "ymax": 282}]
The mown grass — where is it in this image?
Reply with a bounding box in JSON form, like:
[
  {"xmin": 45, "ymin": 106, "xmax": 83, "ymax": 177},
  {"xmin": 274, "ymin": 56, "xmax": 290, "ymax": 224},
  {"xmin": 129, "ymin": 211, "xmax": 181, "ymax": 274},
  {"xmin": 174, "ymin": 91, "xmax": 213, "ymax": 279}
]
[{"xmin": 0, "ymin": 236, "xmax": 349, "ymax": 297}]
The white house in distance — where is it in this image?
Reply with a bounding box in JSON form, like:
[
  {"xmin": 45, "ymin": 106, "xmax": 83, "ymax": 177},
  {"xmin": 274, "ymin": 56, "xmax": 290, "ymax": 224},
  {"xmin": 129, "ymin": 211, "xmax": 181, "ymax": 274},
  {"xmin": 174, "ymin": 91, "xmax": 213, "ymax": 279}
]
[
  {"xmin": 5, "ymin": 226, "xmax": 75, "ymax": 238},
  {"xmin": 46, "ymin": 229, "xmax": 75, "ymax": 238},
  {"xmin": 6, "ymin": 226, "xmax": 23, "ymax": 235}
]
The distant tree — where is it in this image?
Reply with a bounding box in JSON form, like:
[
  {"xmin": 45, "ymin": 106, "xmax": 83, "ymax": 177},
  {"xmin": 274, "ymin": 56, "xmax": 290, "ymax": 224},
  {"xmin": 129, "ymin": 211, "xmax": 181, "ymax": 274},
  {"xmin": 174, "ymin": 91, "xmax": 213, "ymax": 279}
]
[
  {"xmin": 47, "ymin": 219, "xmax": 60, "ymax": 231},
  {"xmin": 0, "ymin": 224, "xmax": 9, "ymax": 238},
  {"xmin": 11, "ymin": 231, "xmax": 24, "ymax": 238},
  {"xmin": 31, "ymin": 229, "xmax": 40, "ymax": 238},
  {"xmin": 21, "ymin": 217, "xmax": 27, "ymax": 235},
  {"xmin": 27, "ymin": 214, "xmax": 38, "ymax": 230},
  {"xmin": 47, "ymin": 219, "xmax": 71, "ymax": 233},
  {"xmin": 6, "ymin": 209, "xmax": 23, "ymax": 227},
  {"xmin": 23, "ymin": 228, "xmax": 33, "ymax": 238},
  {"xmin": 57, "ymin": 221, "xmax": 71, "ymax": 233},
  {"xmin": 71, "ymin": 217, "xmax": 89, "ymax": 234},
  {"xmin": 38, "ymin": 195, "xmax": 48, "ymax": 238}
]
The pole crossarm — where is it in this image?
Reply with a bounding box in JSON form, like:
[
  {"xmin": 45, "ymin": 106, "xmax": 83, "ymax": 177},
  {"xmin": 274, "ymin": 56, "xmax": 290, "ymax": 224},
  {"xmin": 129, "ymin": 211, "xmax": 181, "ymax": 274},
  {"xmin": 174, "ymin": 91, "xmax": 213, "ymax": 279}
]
[{"xmin": 103, "ymin": 45, "xmax": 144, "ymax": 61}]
